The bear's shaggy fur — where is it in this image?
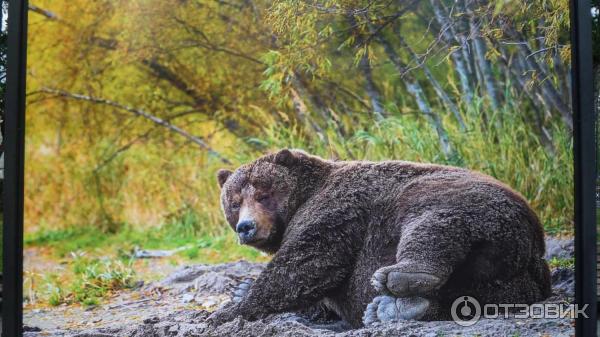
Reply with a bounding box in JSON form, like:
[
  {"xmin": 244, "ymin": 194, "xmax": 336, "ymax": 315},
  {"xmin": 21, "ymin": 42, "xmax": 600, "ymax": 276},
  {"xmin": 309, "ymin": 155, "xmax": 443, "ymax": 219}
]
[{"xmin": 209, "ymin": 149, "xmax": 551, "ymax": 327}]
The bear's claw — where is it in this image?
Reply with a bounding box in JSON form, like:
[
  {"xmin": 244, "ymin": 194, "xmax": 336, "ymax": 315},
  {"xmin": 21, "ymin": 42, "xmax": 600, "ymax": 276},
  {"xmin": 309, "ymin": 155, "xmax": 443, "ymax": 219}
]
[
  {"xmin": 371, "ymin": 266, "xmax": 442, "ymax": 297},
  {"xmin": 232, "ymin": 279, "xmax": 253, "ymax": 303},
  {"xmin": 362, "ymin": 295, "xmax": 430, "ymax": 326}
]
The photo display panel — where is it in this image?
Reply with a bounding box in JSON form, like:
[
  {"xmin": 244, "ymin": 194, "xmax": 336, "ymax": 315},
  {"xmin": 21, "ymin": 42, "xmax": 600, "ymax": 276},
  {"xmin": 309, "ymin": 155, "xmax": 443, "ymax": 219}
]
[{"xmin": 19, "ymin": 1, "xmax": 588, "ymax": 336}]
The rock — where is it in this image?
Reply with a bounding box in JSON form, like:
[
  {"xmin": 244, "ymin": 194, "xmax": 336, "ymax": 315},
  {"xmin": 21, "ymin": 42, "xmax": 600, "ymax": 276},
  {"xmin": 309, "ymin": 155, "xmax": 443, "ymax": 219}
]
[
  {"xmin": 161, "ymin": 265, "xmax": 213, "ymax": 285},
  {"xmin": 545, "ymin": 238, "xmax": 574, "ymax": 261},
  {"xmin": 196, "ymin": 295, "xmax": 221, "ymax": 308},
  {"xmin": 23, "ymin": 326, "xmax": 42, "ymax": 332},
  {"xmin": 551, "ymin": 267, "xmax": 575, "ymax": 299},
  {"xmin": 194, "ymin": 271, "xmax": 232, "ymax": 294},
  {"xmin": 181, "ymin": 293, "xmax": 195, "ymax": 303}
]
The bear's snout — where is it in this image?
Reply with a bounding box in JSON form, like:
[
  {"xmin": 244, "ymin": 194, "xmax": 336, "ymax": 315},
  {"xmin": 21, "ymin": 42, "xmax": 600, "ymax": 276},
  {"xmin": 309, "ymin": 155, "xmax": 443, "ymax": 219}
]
[{"xmin": 236, "ymin": 220, "xmax": 257, "ymax": 243}]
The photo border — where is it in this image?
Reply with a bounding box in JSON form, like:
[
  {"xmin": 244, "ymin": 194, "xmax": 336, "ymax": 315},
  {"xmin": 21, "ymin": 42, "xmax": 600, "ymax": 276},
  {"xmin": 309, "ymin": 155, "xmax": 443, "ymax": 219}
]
[
  {"xmin": 1, "ymin": 1, "xmax": 597, "ymax": 336},
  {"xmin": 2, "ymin": 0, "xmax": 28, "ymax": 336},
  {"xmin": 571, "ymin": 0, "xmax": 598, "ymax": 335}
]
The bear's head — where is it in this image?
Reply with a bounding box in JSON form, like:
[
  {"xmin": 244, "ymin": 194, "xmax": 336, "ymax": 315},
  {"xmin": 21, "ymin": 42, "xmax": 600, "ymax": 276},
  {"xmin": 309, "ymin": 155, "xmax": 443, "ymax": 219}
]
[{"xmin": 216, "ymin": 149, "xmax": 329, "ymax": 253}]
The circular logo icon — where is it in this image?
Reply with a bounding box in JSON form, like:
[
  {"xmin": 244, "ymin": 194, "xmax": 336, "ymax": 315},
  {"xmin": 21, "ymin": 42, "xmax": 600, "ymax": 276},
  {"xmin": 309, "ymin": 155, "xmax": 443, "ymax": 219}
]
[{"xmin": 451, "ymin": 296, "xmax": 481, "ymax": 326}]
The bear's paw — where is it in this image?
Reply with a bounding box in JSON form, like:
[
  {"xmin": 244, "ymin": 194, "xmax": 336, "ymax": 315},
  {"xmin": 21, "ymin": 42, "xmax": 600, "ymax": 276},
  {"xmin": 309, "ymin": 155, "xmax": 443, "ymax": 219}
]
[
  {"xmin": 371, "ymin": 265, "xmax": 442, "ymax": 297},
  {"xmin": 362, "ymin": 295, "xmax": 429, "ymax": 326},
  {"xmin": 232, "ymin": 279, "xmax": 253, "ymax": 303}
]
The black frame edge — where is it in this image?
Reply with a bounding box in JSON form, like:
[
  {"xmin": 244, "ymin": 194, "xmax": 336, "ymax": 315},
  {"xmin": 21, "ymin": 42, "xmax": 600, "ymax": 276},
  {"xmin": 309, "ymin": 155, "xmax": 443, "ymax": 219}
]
[
  {"xmin": 2, "ymin": 0, "xmax": 27, "ymax": 336},
  {"xmin": 571, "ymin": 0, "xmax": 598, "ymax": 336}
]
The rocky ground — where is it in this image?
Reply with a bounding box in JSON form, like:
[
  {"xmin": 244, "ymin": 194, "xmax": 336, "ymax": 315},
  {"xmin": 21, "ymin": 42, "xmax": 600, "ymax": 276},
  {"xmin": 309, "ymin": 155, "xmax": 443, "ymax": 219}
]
[{"xmin": 23, "ymin": 238, "xmax": 576, "ymax": 337}]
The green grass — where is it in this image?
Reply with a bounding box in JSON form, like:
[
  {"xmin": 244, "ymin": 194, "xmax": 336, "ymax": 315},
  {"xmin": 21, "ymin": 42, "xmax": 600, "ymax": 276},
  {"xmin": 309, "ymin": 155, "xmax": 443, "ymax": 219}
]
[
  {"xmin": 547, "ymin": 256, "xmax": 575, "ymax": 269},
  {"xmin": 26, "ymin": 203, "xmax": 263, "ymax": 259},
  {"xmin": 25, "ymin": 224, "xmax": 265, "ymax": 263},
  {"xmin": 25, "ymin": 227, "xmax": 266, "ymax": 307},
  {"xmin": 24, "ymin": 205, "xmax": 268, "ymax": 307},
  {"xmin": 41, "ymin": 254, "xmax": 137, "ymax": 306}
]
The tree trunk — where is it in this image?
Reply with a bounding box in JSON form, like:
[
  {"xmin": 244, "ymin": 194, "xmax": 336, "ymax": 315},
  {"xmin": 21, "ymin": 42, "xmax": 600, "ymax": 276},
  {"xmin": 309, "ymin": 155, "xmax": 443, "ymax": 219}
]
[
  {"xmin": 454, "ymin": 0, "xmax": 477, "ymax": 82},
  {"xmin": 514, "ymin": 41, "xmax": 573, "ymax": 131},
  {"xmin": 397, "ymin": 35, "xmax": 466, "ymax": 130},
  {"xmin": 359, "ymin": 49, "xmax": 386, "ymax": 121},
  {"xmin": 293, "ymin": 73, "xmax": 346, "ymax": 138},
  {"xmin": 289, "ymin": 78, "xmax": 329, "ymax": 145},
  {"xmin": 347, "ymin": 15, "xmax": 387, "ymax": 121},
  {"xmin": 467, "ymin": 6, "xmax": 501, "ymax": 115},
  {"xmin": 497, "ymin": 44, "xmax": 556, "ymax": 154},
  {"xmin": 405, "ymin": 82, "xmax": 454, "ymax": 158},
  {"xmin": 373, "ymin": 29, "xmax": 455, "ymax": 158},
  {"xmin": 430, "ymin": 0, "xmax": 474, "ymax": 105}
]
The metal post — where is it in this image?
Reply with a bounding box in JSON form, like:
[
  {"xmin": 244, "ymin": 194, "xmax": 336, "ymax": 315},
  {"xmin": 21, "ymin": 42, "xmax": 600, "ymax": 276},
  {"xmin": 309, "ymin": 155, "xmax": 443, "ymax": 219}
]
[{"xmin": 2, "ymin": 0, "xmax": 28, "ymax": 336}]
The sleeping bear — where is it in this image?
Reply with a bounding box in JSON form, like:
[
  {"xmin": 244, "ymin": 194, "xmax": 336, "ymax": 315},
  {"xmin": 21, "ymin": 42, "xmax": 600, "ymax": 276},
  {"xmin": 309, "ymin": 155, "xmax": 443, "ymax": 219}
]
[{"xmin": 208, "ymin": 149, "xmax": 551, "ymax": 327}]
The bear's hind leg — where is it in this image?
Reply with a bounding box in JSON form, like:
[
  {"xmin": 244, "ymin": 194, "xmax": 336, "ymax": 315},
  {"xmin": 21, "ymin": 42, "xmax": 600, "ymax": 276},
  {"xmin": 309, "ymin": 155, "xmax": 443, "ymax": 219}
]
[
  {"xmin": 443, "ymin": 267, "xmax": 550, "ymax": 307},
  {"xmin": 371, "ymin": 212, "xmax": 471, "ymax": 298}
]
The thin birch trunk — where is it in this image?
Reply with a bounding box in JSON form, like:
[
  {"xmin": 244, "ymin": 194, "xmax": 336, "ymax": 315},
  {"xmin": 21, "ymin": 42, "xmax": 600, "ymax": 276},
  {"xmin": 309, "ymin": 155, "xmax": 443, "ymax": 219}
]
[
  {"xmin": 405, "ymin": 82, "xmax": 454, "ymax": 158},
  {"xmin": 454, "ymin": 0, "xmax": 476, "ymax": 80},
  {"xmin": 347, "ymin": 15, "xmax": 386, "ymax": 121},
  {"xmin": 289, "ymin": 79, "xmax": 329, "ymax": 145},
  {"xmin": 430, "ymin": 0, "xmax": 474, "ymax": 105},
  {"xmin": 294, "ymin": 73, "xmax": 346, "ymax": 138},
  {"xmin": 397, "ymin": 35, "xmax": 466, "ymax": 130},
  {"xmin": 497, "ymin": 45, "xmax": 556, "ymax": 154},
  {"xmin": 467, "ymin": 8, "xmax": 501, "ymax": 114},
  {"xmin": 359, "ymin": 49, "xmax": 386, "ymax": 121},
  {"xmin": 514, "ymin": 41, "xmax": 573, "ymax": 131},
  {"xmin": 372, "ymin": 29, "xmax": 454, "ymax": 158}
]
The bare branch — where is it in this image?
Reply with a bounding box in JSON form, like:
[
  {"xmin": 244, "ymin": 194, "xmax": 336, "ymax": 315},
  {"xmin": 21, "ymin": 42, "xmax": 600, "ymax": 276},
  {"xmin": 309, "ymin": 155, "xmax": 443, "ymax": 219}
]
[
  {"xmin": 362, "ymin": 1, "xmax": 420, "ymax": 46},
  {"xmin": 397, "ymin": 35, "xmax": 466, "ymax": 130},
  {"xmin": 35, "ymin": 88, "xmax": 232, "ymax": 164},
  {"xmin": 526, "ymin": 46, "xmax": 562, "ymax": 59},
  {"xmin": 28, "ymin": 5, "xmax": 58, "ymax": 20}
]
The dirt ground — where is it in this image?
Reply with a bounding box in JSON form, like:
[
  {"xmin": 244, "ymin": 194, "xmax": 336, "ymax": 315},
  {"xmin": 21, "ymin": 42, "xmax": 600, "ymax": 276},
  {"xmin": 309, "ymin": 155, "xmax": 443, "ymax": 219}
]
[{"xmin": 23, "ymin": 238, "xmax": 576, "ymax": 337}]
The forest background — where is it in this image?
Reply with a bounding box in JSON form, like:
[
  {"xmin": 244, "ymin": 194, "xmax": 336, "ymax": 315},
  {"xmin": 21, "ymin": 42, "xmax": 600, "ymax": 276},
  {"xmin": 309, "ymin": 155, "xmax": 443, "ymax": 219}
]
[{"xmin": 19, "ymin": 0, "xmax": 575, "ymax": 307}]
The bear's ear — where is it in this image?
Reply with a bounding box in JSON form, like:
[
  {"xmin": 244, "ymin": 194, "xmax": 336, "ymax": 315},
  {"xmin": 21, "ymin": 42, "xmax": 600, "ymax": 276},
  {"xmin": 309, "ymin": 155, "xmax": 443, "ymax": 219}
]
[
  {"xmin": 217, "ymin": 169, "xmax": 233, "ymax": 188},
  {"xmin": 274, "ymin": 149, "xmax": 298, "ymax": 167}
]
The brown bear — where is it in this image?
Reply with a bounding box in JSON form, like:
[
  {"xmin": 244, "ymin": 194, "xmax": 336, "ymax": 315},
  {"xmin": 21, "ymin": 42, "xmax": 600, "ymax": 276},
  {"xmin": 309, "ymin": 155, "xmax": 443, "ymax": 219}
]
[{"xmin": 208, "ymin": 149, "xmax": 551, "ymax": 327}]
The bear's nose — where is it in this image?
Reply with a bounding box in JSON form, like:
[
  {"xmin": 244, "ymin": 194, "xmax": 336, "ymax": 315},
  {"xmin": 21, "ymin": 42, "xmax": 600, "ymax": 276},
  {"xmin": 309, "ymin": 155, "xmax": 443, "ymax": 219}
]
[{"xmin": 236, "ymin": 220, "xmax": 257, "ymax": 235}]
